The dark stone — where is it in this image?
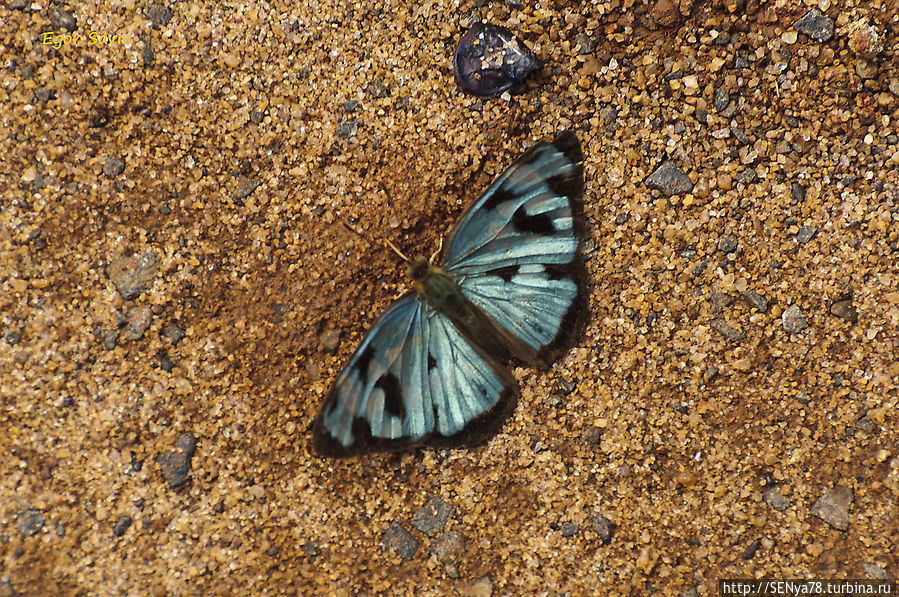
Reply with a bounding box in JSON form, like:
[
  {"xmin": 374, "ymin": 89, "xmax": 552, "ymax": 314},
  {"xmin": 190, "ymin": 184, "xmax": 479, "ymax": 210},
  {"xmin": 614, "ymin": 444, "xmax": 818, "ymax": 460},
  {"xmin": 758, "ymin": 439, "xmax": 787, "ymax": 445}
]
[
  {"xmin": 159, "ymin": 354, "xmax": 174, "ymax": 372},
  {"xmin": 157, "ymin": 433, "xmax": 198, "ymax": 489},
  {"xmin": 103, "ymin": 156, "xmax": 125, "ymax": 178},
  {"xmin": 411, "ymin": 497, "xmax": 455, "ymax": 537},
  {"xmin": 454, "ymin": 22, "xmax": 539, "ymax": 97},
  {"xmin": 336, "ymin": 120, "xmax": 358, "ymax": 138},
  {"xmin": 830, "ymin": 299, "xmax": 858, "ymax": 323},
  {"xmin": 710, "ymin": 318, "xmax": 745, "ymax": 342},
  {"xmin": 795, "ymin": 225, "xmax": 817, "ymax": 244},
  {"xmin": 147, "ymin": 3, "xmax": 173, "ymax": 28},
  {"xmin": 121, "ymin": 307, "xmax": 153, "ymax": 342},
  {"xmin": 107, "ymin": 252, "xmax": 158, "ymax": 300},
  {"xmin": 560, "ymin": 522, "xmax": 579, "ymax": 537},
  {"xmin": 781, "ymin": 305, "xmax": 808, "ymax": 333},
  {"xmin": 645, "ymin": 160, "xmax": 693, "ymax": 195},
  {"xmin": 16, "ymin": 509, "xmax": 44, "ymax": 537},
  {"xmin": 232, "ymin": 177, "xmax": 261, "ymax": 201},
  {"xmin": 742, "ymin": 538, "xmax": 761, "ymax": 560},
  {"xmin": 811, "ymin": 486, "xmax": 853, "ymax": 530},
  {"xmin": 49, "ymin": 6, "xmax": 77, "ymax": 31},
  {"xmin": 161, "ymin": 324, "xmax": 185, "ymax": 344},
  {"xmin": 113, "ymin": 515, "xmax": 133, "ymax": 537},
  {"xmin": 713, "ymin": 88, "xmax": 730, "ymax": 113},
  {"xmin": 795, "ymin": 9, "xmax": 834, "ymax": 43},
  {"xmin": 431, "ymin": 529, "xmax": 465, "ymax": 563},
  {"xmin": 382, "ymin": 521, "xmax": 417, "ymax": 560},
  {"xmin": 5, "ymin": 329, "xmax": 21, "ymax": 345},
  {"xmin": 102, "ymin": 330, "xmax": 119, "ymax": 351},
  {"xmin": 590, "ymin": 511, "xmax": 615, "ymax": 544},
  {"xmin": 342, "ymin": 100, "xmax": 359, "ymax": 113},
  {"xmin": 741, "ymin": 290, "xmax": 768, "ymax": 312},
  {"xmin": 718, "ymin": 233, "xmax": 738, "ymax": 253}
]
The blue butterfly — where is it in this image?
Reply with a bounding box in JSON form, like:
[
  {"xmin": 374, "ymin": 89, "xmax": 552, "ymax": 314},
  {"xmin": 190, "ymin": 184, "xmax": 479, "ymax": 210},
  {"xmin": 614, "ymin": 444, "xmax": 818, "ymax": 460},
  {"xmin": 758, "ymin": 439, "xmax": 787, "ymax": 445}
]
[{"xmin": 313, "ymin": 131, "xmax": 587, "ymax": 457}]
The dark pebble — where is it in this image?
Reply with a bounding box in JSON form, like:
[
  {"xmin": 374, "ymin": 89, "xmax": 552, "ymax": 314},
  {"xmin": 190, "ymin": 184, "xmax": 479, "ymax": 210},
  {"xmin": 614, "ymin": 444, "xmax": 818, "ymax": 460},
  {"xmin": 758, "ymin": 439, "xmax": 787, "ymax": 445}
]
[
  {"xmin": 411, "ymin": 497, "xmax": 455, "ymax": 537},
  {"xmin": 147, "ymin": 3, "xmax": 173, "ymax": 28},
  {"xmin": 713, "ymin": 88, "xmax": 730, "ymax": 113},
  {"xmin": 16, "ymin": 509, "xmax": 44, "ymax": 537},
  {"xmin": 453, "ymin": 22, "xmax": 539, "ymax": 97},
  {"xmin": 159, "ymin": 354, "xmax": 174, "ymax": 372},
  {"xmin": 811, "ymin": 486, "xmax": 852, "ymax": 531},
  {"xmin": 795, "ymin": 9, "xmax": 834, "ymax": 43},
  {"xmin": 830, "ymin": 299, "xmax": 859, "ymax": 323},
  {"xmin": 590, "ymin": 511, "xmax": 615, "ymax": 544},
  {"xmin": 781, "ymin": 305, "xmax": 808, "ymax": 334},
  {"xmin": 764, "ymin": 486, "xmax": 791, "ymax": 511},
  {"xmin": 161, "ymin": 323, "xmax": 185, "ymax": 344},
  {"xmin": 121, "ymin": 307, "xmax": 153, "ymax": 342},
  {"xmin": 156, "ymin": 433, "xmax": 198, "ymax": 489},
  {"xmin": 741, "ymin": 290, "xmax": 768, "ymax": 312},
  {"xmin": 336, "ymin": 121, "xmax": 358, "ymax": 138},
  {"xmin": 318, "ymin": 329, "xmax": 341, "ymax": 353},
  {"xmin": 718, "ymin": 233, "xmax": 738, "ymax": 253},
  {"xmin": 49, "ymin": 6, "xmax": 77, "ymax": 31},
  {"xmin": 5, "ymin": 329, "xmax": 21, "ymax": 345},
  {"xmin": 795, "ymin": 225, "xmax": 817, "ymax": 244},
  {"xmin": 113, "ymin": 515, "xmax": 133, "ymax": 537},
  {"xmin": 107, "ymin": 252, "xmax": 158, "ymax": 300},
  {"xmin": 703, "ymin": 365, "xmax": 719, "ymax": 382},
  {"xmin": 560, "ymin": 522, "xmax": 579, "ymax": 537},
  {"xmin": 103, "ymin": 156, "xmax": 125, "ymax": 178},
  {"xmin": 382, "ymin": 521, "xmax": 417, "ymax": 560},
  {"xmin": 342, "ymin": 100, "xmax": 359, "ymax": 113},
  {"xmin": 233, "ymin": 177, "xmax": 261, "ymax": 201},
  {"xmin": 710, "ymin": 318, "xmax": 745, "ymax": 342},
  {"xmin": 431, "ymin": 529, "xmax": 465, "ymax": 563},
  {"xmin": 645, "ymin": 160, "xmax": 693, "ymax": 195},
  {"xmin": 102, "ymin": 330, "xmax": 119, "ymax": 351},
  {"xmin": 791, "ymin": 182, "xmax": 806, "ymax": 202},
  {"xmin": 742, "ymin": 538, "xmax": 761, "ymax": 560}
]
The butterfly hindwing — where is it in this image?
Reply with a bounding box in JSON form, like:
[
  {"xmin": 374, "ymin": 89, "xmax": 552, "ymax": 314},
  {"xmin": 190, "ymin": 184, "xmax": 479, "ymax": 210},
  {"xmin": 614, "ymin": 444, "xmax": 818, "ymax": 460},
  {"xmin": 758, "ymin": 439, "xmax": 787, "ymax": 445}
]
[
  {"xmin": 442, "ymin": 131, "xmax": 587, "ymax": 367},
  {"xmin": 313, "ymin": 295, "xmax": 518, "ymax": 457}
]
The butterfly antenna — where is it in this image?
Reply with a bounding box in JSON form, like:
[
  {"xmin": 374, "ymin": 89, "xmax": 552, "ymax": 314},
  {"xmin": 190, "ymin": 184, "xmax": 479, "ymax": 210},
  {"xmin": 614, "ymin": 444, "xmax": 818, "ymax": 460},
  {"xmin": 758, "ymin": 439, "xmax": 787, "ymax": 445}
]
[
  {"xmin": 384, "ymin": 238, "xmax": 411, "ymax": 263},
  {"xmin": 429, "ymin": 237, "xmax": 443, "ymax": 264}
]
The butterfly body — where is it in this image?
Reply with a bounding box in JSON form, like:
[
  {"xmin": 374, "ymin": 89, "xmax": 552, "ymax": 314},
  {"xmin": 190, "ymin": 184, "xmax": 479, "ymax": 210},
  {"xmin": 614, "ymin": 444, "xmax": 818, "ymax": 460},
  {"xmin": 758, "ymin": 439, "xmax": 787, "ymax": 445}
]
[{"xmin": 313, "ymin": 131, "xmax": 587, "ymax": 457}]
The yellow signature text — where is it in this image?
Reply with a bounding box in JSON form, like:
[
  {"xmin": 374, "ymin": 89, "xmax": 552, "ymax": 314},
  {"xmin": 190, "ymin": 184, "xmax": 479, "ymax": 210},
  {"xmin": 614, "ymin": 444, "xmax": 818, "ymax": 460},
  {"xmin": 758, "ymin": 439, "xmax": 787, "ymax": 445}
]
[{"xmin": 41, "ymin": 32, "xmax": 133, "ymax": 49}]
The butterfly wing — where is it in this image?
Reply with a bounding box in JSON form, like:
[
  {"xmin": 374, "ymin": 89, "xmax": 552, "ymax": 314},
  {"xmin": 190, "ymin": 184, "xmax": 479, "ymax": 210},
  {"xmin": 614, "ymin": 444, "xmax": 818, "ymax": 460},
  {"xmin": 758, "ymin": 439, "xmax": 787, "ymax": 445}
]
[
  {"xmin": 441, "ymin": 130, "xmax": 587, "ymax": 367},
  {"xmin": 313, "ymin": 294, "xmax": 518, "ymax": 457}
]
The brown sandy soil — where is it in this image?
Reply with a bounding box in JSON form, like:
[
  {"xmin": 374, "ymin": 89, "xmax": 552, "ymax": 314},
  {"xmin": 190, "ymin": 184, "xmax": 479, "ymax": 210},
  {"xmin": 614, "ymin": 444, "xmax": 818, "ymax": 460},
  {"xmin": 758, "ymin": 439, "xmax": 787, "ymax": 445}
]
[{"xmin": 1, "ymin": 0, "xmax": 897, "ymax": 595}]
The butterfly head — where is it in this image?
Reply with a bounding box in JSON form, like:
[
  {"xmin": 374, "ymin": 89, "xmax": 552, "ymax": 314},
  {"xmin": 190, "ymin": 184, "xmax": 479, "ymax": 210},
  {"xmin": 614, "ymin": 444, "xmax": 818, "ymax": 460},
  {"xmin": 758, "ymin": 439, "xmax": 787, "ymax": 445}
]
[{"xmin": 406, "ymin": 255, "xmax": 432, "ymax": 282}]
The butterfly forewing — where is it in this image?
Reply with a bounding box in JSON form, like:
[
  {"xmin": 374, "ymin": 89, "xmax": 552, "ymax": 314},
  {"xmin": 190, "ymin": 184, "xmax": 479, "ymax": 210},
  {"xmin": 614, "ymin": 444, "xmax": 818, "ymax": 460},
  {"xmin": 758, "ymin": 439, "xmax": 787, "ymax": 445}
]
[{"xmin": 442, "ymin": 131, "xmax": 586, "ymax": 366}]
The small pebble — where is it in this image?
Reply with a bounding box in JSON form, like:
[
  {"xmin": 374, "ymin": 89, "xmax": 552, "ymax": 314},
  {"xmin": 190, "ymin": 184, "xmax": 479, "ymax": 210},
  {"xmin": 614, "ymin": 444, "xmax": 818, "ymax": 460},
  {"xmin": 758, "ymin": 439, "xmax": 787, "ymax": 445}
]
[
  {"xmin": 794, "ymin": 9, "xmax": 834, "ymax": 43},
  {"xmin": 411, "ymin": 497, "xmax": 455, "ymax": 537},
  {"xmin": 113, "ymin": 515, "xmax": 133, "ymax": 537},
  {"xmin": 781, "ymin": 305, "xmax": 808, "ymax": 334},
  {"xmin": 830, "ymin": 299, "xmax": 858, "ymax": 323},
  {"xmin": 795, "ymin": 225, "xmax": 817, "ymax": 244},
  {"xmin": 645, "ymin": 161, "xmax": 693, "ymax": 195},
  {"xmin": 742, "ymin": 290, "xmax": 768, "ymax": 312},
  {"xmin": 107, "ymin": 252, "xmax": 158, "ymax": 300},
  {"xmin": 382, "ymin": 521, "xmax": 417, "ymax": 560},
  {"xmin": 156, "ymin": 433, "xmax": 197, "ymax": 489},
  {"xmin": 718, "ymin": 233, "xmax": 738, "ymax": 253},
  {"xmin": 810, "ymin": 486, "xmax": 853, "ymax": 531}
]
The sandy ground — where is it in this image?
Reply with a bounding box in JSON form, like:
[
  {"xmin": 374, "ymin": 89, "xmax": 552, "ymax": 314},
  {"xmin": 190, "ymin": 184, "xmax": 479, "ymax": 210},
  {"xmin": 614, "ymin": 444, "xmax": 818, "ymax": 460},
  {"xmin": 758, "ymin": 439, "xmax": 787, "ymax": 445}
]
[{"xmin": 1, "ymin": 0, "xmax": 897, "ymax": 595}]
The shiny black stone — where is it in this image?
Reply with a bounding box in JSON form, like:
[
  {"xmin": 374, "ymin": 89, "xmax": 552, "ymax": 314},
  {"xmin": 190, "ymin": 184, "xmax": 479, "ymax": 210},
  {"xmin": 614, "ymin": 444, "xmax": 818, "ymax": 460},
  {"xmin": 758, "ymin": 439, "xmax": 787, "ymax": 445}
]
[{"xmin": 453, "ymin": 22, "xmax": 539, "ymax": 97}]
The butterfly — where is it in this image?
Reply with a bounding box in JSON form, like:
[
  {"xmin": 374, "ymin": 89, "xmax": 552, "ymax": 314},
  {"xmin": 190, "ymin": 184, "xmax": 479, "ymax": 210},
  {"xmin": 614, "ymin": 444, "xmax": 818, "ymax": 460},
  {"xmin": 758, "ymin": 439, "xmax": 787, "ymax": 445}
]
[{"xmin": 313, "ymin": 131, "xmax": 587, "ymax": 457}]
